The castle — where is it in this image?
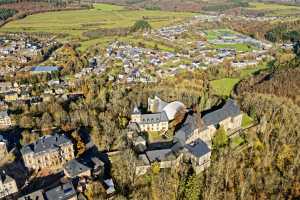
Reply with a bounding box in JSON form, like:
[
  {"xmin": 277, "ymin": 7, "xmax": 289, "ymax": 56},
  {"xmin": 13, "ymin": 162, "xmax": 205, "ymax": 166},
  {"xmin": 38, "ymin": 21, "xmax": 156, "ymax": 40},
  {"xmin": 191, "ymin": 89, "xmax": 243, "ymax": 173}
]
[{"xmin": 131, "ymin": 98, "xmax": 244, "ymax": 175}]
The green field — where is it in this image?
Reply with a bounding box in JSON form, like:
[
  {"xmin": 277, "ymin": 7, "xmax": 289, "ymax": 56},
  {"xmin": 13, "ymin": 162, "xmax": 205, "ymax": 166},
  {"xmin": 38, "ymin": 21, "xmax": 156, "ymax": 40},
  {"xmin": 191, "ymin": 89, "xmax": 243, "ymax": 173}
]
[
  {"xmin": 248, "ymin": 2, "xmax": 300, "ymax": 11},
  {"xmin": 204, "ymin": 29, "xmax": 237, "ymax": 40},
  {"xmin": 247, "ymin": 2, "xmax": 300, "ymax": 16},
  {"xmin": 0, "ymin": 4, "xmax": 194, "ymax": 38},
  {"xmin": 93, "ymin": 3, "xmax": 125, "ymax": 11},
  {"xmin": 211, "ymin": 78, "xmax": 240, "ymax": 97},
  {"xmin": 213, "ymin": 43, "xmax": 255, "ymax": 52}
]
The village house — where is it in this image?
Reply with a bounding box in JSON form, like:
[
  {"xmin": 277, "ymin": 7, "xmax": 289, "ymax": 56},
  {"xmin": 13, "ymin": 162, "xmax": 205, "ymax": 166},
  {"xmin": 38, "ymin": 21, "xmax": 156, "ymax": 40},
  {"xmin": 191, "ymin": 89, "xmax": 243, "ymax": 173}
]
[
  {"xmin": 30, "ymin": 66, "xmax": 61, "ymax": 74},
  {"xmin": 18, "ymin": 190, "xmax": 45, "ymax": 200},
  {"xmin": 4, "ymin": 92, "xmax": 18, "ymax": 102},
  {"xmin": 0, "ymin": 110, "xmax": 12, "ymax": 128},
  {"xmin": 0, "ymin": 172, "xmax": 18, "ymax": 199},
  {"xmin": 0, "ymin": 135, "xmax": 8, "ymax": 160},
  {"xmin": 21, "ymin": 134, "xmax": 75, "ymax": 171},
  {"xmin": 64, "ymin": 159, "xmax": 92, "ymax": 179},
  {"xmin": 45, "ymin": 182, "xmax": 77, "ymax": 200}
]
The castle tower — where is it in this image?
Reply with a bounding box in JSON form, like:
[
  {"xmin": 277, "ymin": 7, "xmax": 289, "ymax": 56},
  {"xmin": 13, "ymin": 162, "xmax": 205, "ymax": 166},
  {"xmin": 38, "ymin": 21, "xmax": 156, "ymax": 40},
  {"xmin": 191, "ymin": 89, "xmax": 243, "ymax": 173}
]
[{"xmin": 131, "ymin": 106, "xmax": 142, "ymax": 123}]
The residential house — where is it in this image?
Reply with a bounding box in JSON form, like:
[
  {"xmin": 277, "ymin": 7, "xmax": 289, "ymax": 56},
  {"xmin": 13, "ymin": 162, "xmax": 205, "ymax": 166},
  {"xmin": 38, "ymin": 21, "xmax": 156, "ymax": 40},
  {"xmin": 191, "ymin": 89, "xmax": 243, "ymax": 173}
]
[
  {"xmin": 45, "ymin": 182, "xmax": 77, "ymax": 200},
  {"xmin": 21, "ymin": 134, "xmax": 75, "ymax": 171},
  {"xmin": 0, "ymin": 172, "xmax": 18, "ymax": 199},
  {"xmin": 18, "ymin": 190, "xmax": 45, "ymax": 200},
  {"xmin": 64, "ymin": 159, "xmax": 91, "ymax": 179},
  {"xmin": 4, "ymin": 92, "xmax": 18, "ymax": 102},
  {"xmin": 0, "ymin": 110, "xmax": 12, "ymax": 128},
  {"xmin": 30, "ymin": 66, "xmax": 60, "ymax": 74},
  {"xmin": 0, "ymin": 135, "xmax": 8, "ymax": 160}
]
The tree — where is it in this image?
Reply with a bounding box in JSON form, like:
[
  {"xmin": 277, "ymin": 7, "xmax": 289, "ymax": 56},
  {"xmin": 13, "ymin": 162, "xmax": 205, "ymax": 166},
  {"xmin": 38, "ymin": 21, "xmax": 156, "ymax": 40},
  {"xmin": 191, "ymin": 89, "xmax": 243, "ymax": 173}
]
[
  {"xmin": 293, "ymin": 41, "xmax": 300, "ymax": 58},
  {"xmin": 212, "ymin": 126, "xmax": 228, "ymax": 149},
  {"xmin": 131, "ymin": 20, "xmax": 151, "ymax": 32},
  {"xmin": 20, "ymin": 130, "xmax": 39, "ymax": 146}
]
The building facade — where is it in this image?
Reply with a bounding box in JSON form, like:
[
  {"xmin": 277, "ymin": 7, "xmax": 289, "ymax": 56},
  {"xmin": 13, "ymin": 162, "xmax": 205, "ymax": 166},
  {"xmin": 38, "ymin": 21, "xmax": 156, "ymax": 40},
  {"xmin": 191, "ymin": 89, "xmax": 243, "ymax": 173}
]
[
  {"xmin": 0, "ymin": 173, "xmax": 18, "ymax": 199},
  {"xmin": 21, "ymin": 134, "xmax": 75, "ymax": 171},
  {"xmin": 0, "ymin": 135, "xmax": 8, "ymax": 160},
  {"xmin": 0, "ymin": 110, "xmax": 12, "ymax": 128}
]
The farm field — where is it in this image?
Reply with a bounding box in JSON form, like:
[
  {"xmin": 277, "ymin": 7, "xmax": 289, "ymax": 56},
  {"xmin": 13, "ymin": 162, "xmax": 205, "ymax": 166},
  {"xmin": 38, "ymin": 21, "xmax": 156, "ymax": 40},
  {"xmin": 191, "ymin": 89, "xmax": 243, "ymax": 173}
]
[
  {"xmin": 247, "ymin": 2, "xmax": 300, "ymax": 16},
  {"xmin": 0, "ymin": 4, "xmax": 195, "ymax": 38}
]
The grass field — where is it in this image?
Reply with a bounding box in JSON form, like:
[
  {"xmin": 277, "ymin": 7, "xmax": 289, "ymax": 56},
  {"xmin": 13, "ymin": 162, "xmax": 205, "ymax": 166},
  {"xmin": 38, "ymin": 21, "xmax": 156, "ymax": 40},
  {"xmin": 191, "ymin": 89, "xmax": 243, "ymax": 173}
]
[
  {"xmin": 211, "ymin": 78, "xmax": 240, "ymax": 97},
  {"xmin": 213, "ymin": 43, "xmax": 255, "ymax": 52},
  {"xmin": 248, "ymin": 2, "xmax": 300, "ymax": 11},
  {"xmin": 247, "ymin": 2, "xmax": 300, "ymax": 16},
  {"xmin": 204, "ymin": 29, "xmax": 237, "ymax": 40},
  {"xmin": 0, "ymin": 4, "xmax": 194, "ymax": 38},
  {"xmin": 93, "ymin": 3, "xmax": 124, "ymax": 11}
]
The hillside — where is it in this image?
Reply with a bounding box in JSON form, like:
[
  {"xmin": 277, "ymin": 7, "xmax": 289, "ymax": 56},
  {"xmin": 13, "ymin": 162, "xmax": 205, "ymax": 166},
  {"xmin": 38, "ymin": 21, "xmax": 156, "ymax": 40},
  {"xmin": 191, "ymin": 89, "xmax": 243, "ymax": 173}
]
[{"xmin": 235, "ymin": 67, "xmax": 300, "ymax": 106}]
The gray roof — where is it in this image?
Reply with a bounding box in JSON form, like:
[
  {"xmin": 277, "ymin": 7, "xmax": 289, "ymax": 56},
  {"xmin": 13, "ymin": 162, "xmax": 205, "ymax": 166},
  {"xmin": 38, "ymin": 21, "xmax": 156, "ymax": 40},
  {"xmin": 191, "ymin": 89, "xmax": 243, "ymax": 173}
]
[
  {"xmin": 21, "ymin": 134, "xmax": 72, "ymax": 155},
  {"xmin": 203, "ymin": 99, "xmax": 241, "ymax": 126},
  {"xmin": 18, "ymin": 190, "xmax": 45, "ymax": 200},
  {"xmin": 0, "ymin": 172, "xmax": 15, "ymax": 184},
  {"xmin": 146, "ymin": 148, "xmax": 176, "ymax": 162},
  {"xmin": 174, "ymin": 113, "xmax": 204, "ymax": 144},
  {"xmin": 140, "ymin": 111, "xmax": 168, "ymax": 124},
  {"xmin": 45, "ymin": 182, "xmax": 77, "ymax": 200},
  {"xmin": 184, "ymin": 139, "xmax": 211, "ymax": 158},
  {"xmin": 64, "ymin": 159, "xmax": 91, "ymax": 178},
  {"xmin": 0, "ymin": 110, "xmax": 9, "ymax": 118}
]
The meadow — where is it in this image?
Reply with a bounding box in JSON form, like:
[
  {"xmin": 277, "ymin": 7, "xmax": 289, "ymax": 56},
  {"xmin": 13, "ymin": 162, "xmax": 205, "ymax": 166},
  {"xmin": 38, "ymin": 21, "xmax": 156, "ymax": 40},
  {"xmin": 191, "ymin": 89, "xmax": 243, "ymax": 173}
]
[
  {"xmin": 247, "ymin": 2, "xmax": 300, "ymax": 16},
  {"xmin": 0, "ymin": 3, "xmax": 194, "ymax": 38}
]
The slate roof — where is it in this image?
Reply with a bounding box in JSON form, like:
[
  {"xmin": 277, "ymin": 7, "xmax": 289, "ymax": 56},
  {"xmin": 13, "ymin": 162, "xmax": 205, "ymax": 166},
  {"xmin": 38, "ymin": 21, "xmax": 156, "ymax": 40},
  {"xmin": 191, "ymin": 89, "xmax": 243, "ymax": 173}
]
[
  {"xmin": 18, "ymin": 190, "xmax": 45, "ymax": 200},
  {"xmin": 184, "ymin": 139, "xmax": 211, "ymax": 158},
  {"xmin": 174, "ymin": 113, "xmax": 205, "ymax": 144},
  {"xmin": 31, "ymin": 66, "xmax": 60, "ymax": 73},
  {"xmin": 64, "ymin": 159, "xmax": 91, "ymax": 179},
  {"xmin": 140, "ymin": 111, "xmax": 168, "ymax": 124},
  {"xmin": 0, "ymin": 110, "xmax": 9, "ymax": 118},
  {"xmin": 21, "ymin": 134, "xmax": 72, "ymax": 155},
  {"xmin": 45, "ymin": 182, "xmax": 77, "ymax": 200},
  {"xmin": 203, "ymin": 99, "xmax": 241, "ymax": 126},
  {"xmin": 146, "ymin": 148, "xmax": 177, "ymax": 162}
]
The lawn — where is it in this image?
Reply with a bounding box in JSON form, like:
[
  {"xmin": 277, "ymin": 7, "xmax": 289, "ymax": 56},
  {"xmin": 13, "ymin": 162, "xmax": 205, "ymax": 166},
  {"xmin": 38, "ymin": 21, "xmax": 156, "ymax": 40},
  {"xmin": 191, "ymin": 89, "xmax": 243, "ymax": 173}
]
[
  {"xmin": 204, "ymin": 29, "xmax": 237, "ymax": 40},
  {"xmin": 0, "ymin": 5, "xmax": 194, "ymax": 38},
  {"xmin": 242, "ymin": 114, "xmax": 254, "ymax": 128},
  {"xmin": 230, "ymin": 135, "xmax": 245, "ymax": 149},
  {"xmin": 213, "ymin": 43, "xmax": 255, "ymax": 52},
  {"xmin": 210, "ymin": 78, "xmax": 240, "ymax": 97}
]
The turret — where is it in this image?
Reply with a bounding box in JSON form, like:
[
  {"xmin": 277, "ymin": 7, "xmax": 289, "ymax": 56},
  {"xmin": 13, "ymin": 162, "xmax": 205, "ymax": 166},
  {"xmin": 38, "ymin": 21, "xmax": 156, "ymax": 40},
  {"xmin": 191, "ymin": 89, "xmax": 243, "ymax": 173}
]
[{"xmin": 131, "ymin": 106, "xmax": 142, "ymax": 123}]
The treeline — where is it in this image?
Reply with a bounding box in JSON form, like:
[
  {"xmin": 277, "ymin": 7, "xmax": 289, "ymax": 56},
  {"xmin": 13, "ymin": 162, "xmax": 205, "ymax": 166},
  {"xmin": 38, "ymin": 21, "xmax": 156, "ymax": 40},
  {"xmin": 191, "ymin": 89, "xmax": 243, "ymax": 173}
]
[
  {"xmin": 203, "ymin": 1, "xmax": 249, "ymax": 12},
  {"xmin": 265, "ymin": 20, "xmax": 300, "ymax": 42},
  {"xmin": 0, "ymin": 7, "xmax": 16, "ymax": 20},
  {"xmin": 0, "ymin": 0, "xmax": 16, "ymax": 5}
]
